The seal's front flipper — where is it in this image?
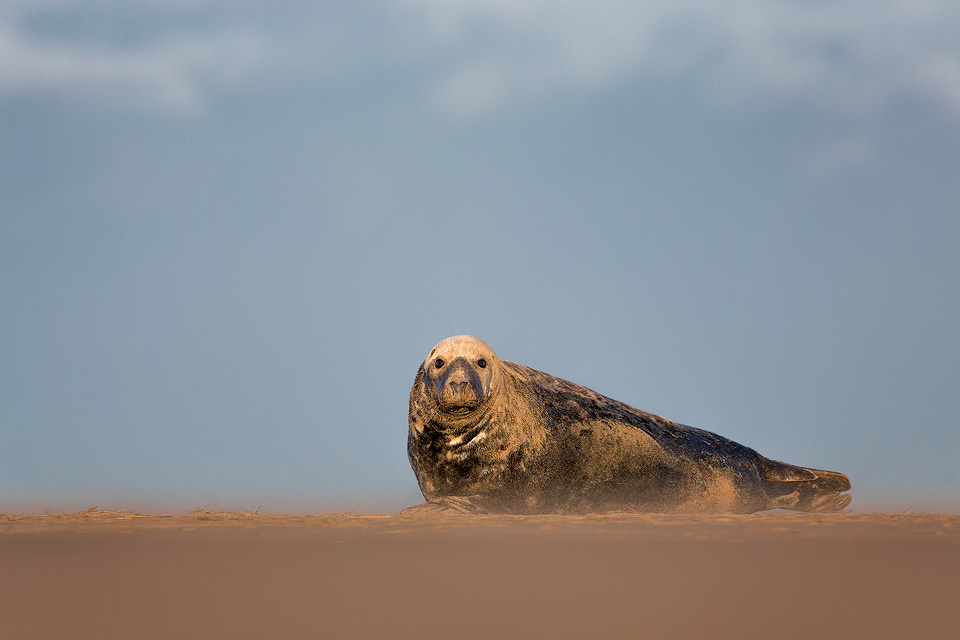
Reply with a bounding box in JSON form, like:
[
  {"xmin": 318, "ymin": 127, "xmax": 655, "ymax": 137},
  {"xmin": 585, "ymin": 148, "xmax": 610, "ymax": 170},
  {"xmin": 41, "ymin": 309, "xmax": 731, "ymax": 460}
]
[
  {"xmin": 396, "ymin": 495, "xmax": 485, "ymax": 517},
  {"xmin": 759, "ymin": 457, "xmax": 852, "ymax": 512}
]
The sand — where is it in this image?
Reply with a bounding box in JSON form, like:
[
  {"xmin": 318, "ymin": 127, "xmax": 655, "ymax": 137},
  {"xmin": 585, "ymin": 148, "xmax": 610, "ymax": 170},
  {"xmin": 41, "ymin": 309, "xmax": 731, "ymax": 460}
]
[{"xmin": 2, "ymin": 509, "xmax": 959, "ymax": 639}]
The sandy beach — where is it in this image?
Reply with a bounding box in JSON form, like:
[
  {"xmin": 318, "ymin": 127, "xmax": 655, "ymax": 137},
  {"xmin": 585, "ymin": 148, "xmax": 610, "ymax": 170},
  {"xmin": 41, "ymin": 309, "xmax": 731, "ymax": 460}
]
[{"xmin": 2, "ymin": 509, "xmax": 958, "ymax": 639}]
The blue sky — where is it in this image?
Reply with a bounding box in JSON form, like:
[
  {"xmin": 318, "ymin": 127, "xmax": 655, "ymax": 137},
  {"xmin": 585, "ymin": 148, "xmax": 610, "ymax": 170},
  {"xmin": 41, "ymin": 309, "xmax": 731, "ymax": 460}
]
[{"xmin": 2, "ymin": 0, "xmax": 959, "ymax": 513}]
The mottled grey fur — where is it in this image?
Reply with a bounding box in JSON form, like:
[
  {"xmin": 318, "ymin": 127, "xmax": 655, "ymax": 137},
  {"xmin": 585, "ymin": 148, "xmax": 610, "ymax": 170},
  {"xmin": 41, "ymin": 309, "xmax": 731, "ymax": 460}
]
[{"xmin": 404, "ymin": 336, "xmax": 851, "ymax": 515}]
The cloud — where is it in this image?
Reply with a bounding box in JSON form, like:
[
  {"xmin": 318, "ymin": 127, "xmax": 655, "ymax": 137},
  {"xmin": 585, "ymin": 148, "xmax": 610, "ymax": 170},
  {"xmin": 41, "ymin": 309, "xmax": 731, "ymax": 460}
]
[
  {"xmin": 0, "ymin": 3, "xmax": 269, "ymax": 113},
  {"xmin": 2, "ymin": 0, "xmax": 960, "ymax": 128},
  {"xmin": 405, "ymin": 0, "xmax": 960, "ymax": 124}
]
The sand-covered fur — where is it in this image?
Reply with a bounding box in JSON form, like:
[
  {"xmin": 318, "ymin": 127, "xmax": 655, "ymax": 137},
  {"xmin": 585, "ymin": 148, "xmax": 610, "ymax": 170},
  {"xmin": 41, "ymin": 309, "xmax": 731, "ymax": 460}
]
[{"xmin": 406, "ymin": 335, "xmax": 851, "ymax": 515}]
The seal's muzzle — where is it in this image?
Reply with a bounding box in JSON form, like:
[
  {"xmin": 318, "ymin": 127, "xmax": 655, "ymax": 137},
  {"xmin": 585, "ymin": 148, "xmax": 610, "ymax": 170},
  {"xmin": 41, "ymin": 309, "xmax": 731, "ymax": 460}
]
[{"xmin": 436, "ymin": 357, "xmax": 484, "ymax": 412}]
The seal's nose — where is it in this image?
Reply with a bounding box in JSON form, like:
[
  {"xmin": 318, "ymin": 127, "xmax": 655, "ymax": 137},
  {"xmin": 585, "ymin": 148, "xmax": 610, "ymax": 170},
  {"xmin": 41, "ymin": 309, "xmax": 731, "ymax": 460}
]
[
  {"xmin": 441, "ymin": 360, "xmax": 473, "ymax": 387},
  {"xmin": 446, "ymin": 368, "xmax": 470, "ymax": 384}
]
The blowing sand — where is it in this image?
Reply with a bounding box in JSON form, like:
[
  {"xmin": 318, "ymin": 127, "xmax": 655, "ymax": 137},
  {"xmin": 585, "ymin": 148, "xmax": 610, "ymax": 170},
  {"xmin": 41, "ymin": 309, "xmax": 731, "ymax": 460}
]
[{"xmin": 2, "ymin": 509, "xmax": 958, "ymax": 639}]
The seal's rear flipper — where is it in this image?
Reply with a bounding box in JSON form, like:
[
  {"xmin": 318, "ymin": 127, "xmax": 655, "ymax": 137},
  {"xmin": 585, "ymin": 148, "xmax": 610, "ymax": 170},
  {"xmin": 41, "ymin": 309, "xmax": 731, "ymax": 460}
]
[
  {"xmin": 797, "ymin": 491, "xmax": 853, "ymax": 512},
  {"xmin": 760, "ymin": 457, "xmax": 852, "ymax": 512}
]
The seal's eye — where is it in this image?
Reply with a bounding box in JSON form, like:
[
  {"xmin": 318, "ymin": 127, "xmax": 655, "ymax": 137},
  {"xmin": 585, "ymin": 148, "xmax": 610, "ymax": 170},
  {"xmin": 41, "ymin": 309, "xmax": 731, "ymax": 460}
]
[
  {"xmin": 434, "ymin": 358, "xmax": 444, "ymax": 369},
  {"xmin": 477, "ymin": 358, "xmax": 487, "ymax": 368}
]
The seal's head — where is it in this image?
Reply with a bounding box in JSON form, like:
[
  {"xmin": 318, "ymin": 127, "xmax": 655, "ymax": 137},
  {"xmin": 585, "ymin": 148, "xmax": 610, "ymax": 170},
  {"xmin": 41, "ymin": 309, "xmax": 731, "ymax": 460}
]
[{"xmin": 422, "ymin": 335, "xmax": 500, "ymax": 416}]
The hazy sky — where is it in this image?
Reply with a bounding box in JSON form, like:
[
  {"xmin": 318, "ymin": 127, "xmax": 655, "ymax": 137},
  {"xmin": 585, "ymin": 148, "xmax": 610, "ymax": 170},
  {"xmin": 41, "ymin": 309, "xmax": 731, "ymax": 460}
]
[{"xmin": 3, "ymin": 0, "xmax": 959, "ymax": 513}]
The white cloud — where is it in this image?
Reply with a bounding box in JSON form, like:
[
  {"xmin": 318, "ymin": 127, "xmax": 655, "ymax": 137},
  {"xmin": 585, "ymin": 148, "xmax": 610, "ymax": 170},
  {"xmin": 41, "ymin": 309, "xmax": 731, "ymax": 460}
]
[
  {"xmin": 406, "ymin": 0, "xmax": 670, "ymax": 117},
  {"xmin": 404, "ymin": 0, "xmax": 960, "ymax": 125},
  {"xmin": 2, "ymin": 0, "xmax": 960, "ymax": 128},
  {"xmin": 0, "ymin": 4, "xmax": 269, "ymax": 114}
]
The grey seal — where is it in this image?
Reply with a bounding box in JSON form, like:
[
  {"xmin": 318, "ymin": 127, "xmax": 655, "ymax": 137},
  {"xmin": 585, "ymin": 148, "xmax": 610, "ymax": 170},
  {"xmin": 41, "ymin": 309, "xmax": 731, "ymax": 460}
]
[{"xmin": 403, "ymin": 335, "xmax": 851, "ymax": 515}]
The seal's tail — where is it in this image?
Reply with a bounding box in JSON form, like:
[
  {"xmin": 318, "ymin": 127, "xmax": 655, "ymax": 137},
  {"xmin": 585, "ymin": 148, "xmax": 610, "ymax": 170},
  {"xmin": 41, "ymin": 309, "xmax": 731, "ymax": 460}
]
[{"xmin": 759, "ymin": 457, "xmax": 852, "ymax": 512}]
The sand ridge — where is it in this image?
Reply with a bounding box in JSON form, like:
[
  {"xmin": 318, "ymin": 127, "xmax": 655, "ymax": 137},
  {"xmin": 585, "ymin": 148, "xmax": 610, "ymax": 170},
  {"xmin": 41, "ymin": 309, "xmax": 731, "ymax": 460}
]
[{"xmin": 2, "ymin": 507, "xmax": 958, "ymax": 541}]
